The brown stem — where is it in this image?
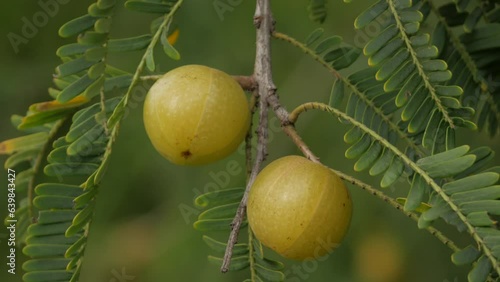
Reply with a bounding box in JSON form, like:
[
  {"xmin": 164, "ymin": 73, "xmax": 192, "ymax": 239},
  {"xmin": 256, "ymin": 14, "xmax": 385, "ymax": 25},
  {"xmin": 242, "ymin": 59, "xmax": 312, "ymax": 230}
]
[
  {"xmin": 221, "ymin": 0, "xmax": 275, "ymax": 273},
  {"xmin": 267, "ymin": 95, "xmax": 320, "ymax": 163},
  {"xmin": 245, "ymin": 92, "xmax": 259, "ymax": 178},
  {"xmin": 234, "ymin": 75, "xmax": 257, "ymax": 92}
]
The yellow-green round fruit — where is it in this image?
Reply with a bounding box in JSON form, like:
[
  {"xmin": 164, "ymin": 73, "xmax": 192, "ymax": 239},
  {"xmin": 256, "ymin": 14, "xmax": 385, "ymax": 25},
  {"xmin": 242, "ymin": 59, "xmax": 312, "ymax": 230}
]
[
  {"xmin": 247, "ymin": 155, "xmax": 352, "ymax": 260},
  {"xmin": 143, "ymin": 65, "xmax": 250, "ymax": 165}
]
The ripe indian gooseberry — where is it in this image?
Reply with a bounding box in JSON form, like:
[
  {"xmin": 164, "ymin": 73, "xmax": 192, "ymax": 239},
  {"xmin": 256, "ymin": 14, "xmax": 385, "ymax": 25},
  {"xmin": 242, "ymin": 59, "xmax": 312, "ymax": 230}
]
[
  {"xmin": 247, "ymin": 155, "xmax": 352, "ymax": 260},
  {"xmin": 143, "ymin": 65, "xmax": 250, "ymax": 165}
]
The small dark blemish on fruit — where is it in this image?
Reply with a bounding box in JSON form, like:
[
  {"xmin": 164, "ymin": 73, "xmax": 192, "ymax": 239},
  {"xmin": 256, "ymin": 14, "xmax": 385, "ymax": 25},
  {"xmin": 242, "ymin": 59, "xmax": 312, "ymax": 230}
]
[
  {"xmin": 343, "ymin": 203, "xmax": 346, "ymax": 207},
  {"xmin": 181, "ymin": 150, "xmax": 192, "ymax": 159},
  {"xmin": 287, "ymin": 237, "xmax": 291, "ymax": 241}
]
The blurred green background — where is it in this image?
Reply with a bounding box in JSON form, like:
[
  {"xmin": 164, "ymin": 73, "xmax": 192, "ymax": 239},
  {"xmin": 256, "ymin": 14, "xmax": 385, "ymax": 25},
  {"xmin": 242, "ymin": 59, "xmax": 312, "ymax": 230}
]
[{"xmin": 1, "ymin": 1, "xmax": 499, "ymax": 282}]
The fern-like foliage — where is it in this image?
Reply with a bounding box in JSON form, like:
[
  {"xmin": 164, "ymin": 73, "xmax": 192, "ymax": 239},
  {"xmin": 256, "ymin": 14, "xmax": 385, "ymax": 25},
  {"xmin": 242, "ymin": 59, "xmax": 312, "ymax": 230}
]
[
  {"xmin": 193, "ymin": 188, "xmax": 286, "ymax": 282},
  {"xmin": 308, "ymin": 0, "xmax": 328, "ymax": 23},
  {"xmin": 340, "ymin": 0, "xmax": 500, "ymax": 278},
  {"xmin": 355, "ymin": 0, "xmax": 478, "ymax": 153},
  {"xmin": 303, "ymin": 28, "xmax": 361, "ymax": 71},
  {"xmin": 334, "ymin": 69, "xmax": 422, "ymax": 186},
  {"xmin": 435, "ymin": 0, "xmax": 500, "ymax": 136},
  {"xmin": 275, "ymin": 30, "xmax": 425, "ymax": 186},
  {"xmin": 275, "ymin": 0, "xmax": 500, "ymax": 279},
  {"xmin": 1, "ymin": 0, "xmax": 184, "ymax": 281},
  {"xmin": 291, "ymin": 101, "xmax": 500, "ymax": 281},
  {"xmin": 22, "ymin": 97, "xmax": 121, "ymax": 282},
  {"xmin": 1, "ymin": 120, "xmax": 67, "ymax": 247}
]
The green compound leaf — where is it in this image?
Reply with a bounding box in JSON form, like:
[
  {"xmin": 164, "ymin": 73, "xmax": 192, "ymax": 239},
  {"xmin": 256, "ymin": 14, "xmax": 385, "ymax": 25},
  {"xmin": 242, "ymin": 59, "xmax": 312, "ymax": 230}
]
[
  {"xmin": 199, "ymin": 202, "xmax": 239, "ymax": 220},
  {"xmin": 208, "ymin": 255, "xmax": 250, "ymax": 271},
  {"xmin": 254, "ymin": 264, "xmax": 285, "ymax": 281},
  {"xmin": 59, "ymin": 14, "xmax": 97, "ymax": 38},
  {"xmin": 355, "ymin": 0, "xmax": 388, "ymax": 29},
  {"xmin": 108, "ymin": 35, "xmax": 152, "ymax": 52},
  {"xmin": 305, "ymin": 28, "xmax": 324, "ymax": 46},
  {"xmin": 22, "ymin": 258, "xmax": 72, "ymax": 272},
  {"xmin": 194, "ymin": 188, "xmax": 244, "ymax": 208},
  {"xmin": 161, "ymin": 26, "xmax": 181, "ymax": 60},
  {"xmin": 468, "ymin": 256, "xmax": 492, "ymax": 282},
  {"xmin": 23, "ymin": 270, "xmax": 73, "ymax": 282},
  {"xmin": 308, "ymin": 0, "xmax": 327, "ymax": 23}
]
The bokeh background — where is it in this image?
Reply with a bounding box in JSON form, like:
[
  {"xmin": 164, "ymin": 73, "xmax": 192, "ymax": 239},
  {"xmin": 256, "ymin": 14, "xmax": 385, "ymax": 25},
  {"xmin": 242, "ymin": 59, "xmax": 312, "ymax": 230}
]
[{"xmin": 1, "ymin": 1, "xmax": 499, "ymax": 282}]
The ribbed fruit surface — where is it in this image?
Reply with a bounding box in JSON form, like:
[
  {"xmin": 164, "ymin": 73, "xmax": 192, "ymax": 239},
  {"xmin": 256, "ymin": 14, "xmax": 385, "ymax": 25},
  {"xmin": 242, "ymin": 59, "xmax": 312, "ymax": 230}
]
[
  {"xmin": 247, "ymin": 155, "xmax": 352, "ymax": 260},
  {"xmin": 143, "ymin": 65, "xmax": 250, "ymax": 165}
]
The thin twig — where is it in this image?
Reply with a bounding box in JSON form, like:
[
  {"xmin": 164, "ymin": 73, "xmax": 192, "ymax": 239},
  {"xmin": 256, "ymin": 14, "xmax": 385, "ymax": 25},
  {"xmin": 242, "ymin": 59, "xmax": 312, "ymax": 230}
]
[
  {"xmin": 247, "ymin": 228, "xmax": 259, "ymax": 280},
  {"xmin": 221, "ymin": 0, "xmax": 275, "ymax": 273},
  {"xmin": 221, "ymin": 99, "xmax": 268, "ymax": 273},
  {"xmin": 28, "ymin": 119, "xmax": 66, "ymax": 221},
  {"xmin": 245, "ymin": 92, "xmax": 259, "ymax": 178},
  {"xmin": 99, "ymin": 88, "xmax": 109, "ymax": 135},
  {"xmin": 268, "ymin": 95, "xmax": 319, "ymax": 162},
  {"xmin": 246, "ymin": 92, "xmax": 259, "ymax": 281},
  {"xmin": 140, "ymin": 74, "xmax": 162, "ymax": 81}
]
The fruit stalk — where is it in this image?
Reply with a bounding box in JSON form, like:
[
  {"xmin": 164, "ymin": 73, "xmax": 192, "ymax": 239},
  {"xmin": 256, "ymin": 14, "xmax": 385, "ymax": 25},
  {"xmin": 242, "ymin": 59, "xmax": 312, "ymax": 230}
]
[
  {"xmin": 267, "ymin": 94, "xmax": 320, "ymax": 163},
  {"xmin": 233, "ymin": 75, "xmax": 257, "ymax": 92}
]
